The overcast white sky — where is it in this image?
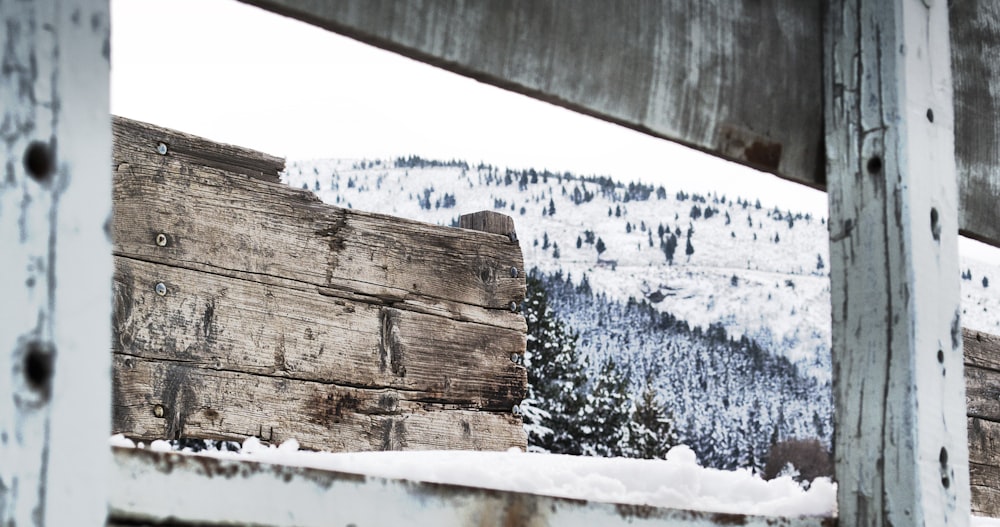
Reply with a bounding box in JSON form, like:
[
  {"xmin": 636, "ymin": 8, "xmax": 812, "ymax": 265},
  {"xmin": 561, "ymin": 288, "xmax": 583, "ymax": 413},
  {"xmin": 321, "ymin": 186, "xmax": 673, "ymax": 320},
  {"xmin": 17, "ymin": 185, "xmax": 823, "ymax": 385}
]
[{"xmin": 110, "ymin": 0, "xmax": 996, "ymax": 259}]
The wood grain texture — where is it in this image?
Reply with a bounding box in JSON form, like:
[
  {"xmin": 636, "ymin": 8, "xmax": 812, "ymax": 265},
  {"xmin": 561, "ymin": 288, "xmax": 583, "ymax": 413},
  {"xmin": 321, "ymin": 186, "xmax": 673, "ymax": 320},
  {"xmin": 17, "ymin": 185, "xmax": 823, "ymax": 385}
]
[
  {"xmin": 825, "ymin": 0, "xmax": 970, "ymax": 524},
  {"xmin": 951, "ymin": 0, "xmax": 1000, "ymax": 247},
  {"xmin": 966, "ymin": 364, "xmax": 1000, "ymax": 422},
  {"xmin": 113, "ymin": 116, "xmax": 284, "ymax": 184},
  {"xmin": 460, "ymin": 211, "xmax": 516, "ymax": 238},
  {"xmin": 111, "ymin": 118, "xmax": 527, "ymax": 452},
  {"xmin": 113, "ymin": 256, "xmax": 526, "ymax": 411},
  {"xmin": 112, "ymin": 142, "xmax": 526, "ymax": 319},
  {"xmin": 238, "ymin": 0, "xmax": 824, "ymax": 188},
  {"xmin": 964, "ymin": 328, "xmax": 1000, "ymax": 371},
  {"xmin": 113, "ymin": 356, "xmax": 526, "ymax": 452},
  {"xmin": 0, "ymin": 1, "xmax": 112, "ymax": 525},
  {"xmin": 969, "ymin": 418, "xmax": 1000, "ymax": 517}
]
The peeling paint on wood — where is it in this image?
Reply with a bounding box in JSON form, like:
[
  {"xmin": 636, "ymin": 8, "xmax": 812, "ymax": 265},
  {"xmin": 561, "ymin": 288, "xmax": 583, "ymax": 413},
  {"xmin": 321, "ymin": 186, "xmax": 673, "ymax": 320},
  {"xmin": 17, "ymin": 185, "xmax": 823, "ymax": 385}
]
[
  {"xmin": 108, "ymin": 447, "xmax": 835, "ymax": 527},
  {"xmin": 0, "ymin": 0, "xmax": 112, "ymax": 525},
  {"xmin": 825, "ymin": 0, "xmax": 971, "ymax": 525}
]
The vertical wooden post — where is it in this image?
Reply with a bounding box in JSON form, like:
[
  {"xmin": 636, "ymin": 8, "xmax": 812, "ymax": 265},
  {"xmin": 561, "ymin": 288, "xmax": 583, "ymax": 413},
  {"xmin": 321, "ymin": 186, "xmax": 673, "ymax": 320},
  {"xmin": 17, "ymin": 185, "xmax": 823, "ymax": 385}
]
[
  {"xmin": 0, "ymin": 1, "xmax": 112, "ymax": 525},
  {"xmin": 825, "ymin": 0, "xmax": 970, "ymax": 525}
]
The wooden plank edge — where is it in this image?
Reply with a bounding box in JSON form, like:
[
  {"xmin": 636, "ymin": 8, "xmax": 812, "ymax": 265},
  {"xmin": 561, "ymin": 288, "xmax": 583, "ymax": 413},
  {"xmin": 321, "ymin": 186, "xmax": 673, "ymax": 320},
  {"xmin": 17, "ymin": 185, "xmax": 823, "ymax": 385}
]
[
  {"xmin": 108, "ymin": 447, "xmax": 836, "ymax": 527},
  {"xmin": 112, "ymin": 115, "xmax": 285, "ymax": 184},
  {"xmin": 964, "ymin": 328, "xmax": 1000, "ymax": 371}
]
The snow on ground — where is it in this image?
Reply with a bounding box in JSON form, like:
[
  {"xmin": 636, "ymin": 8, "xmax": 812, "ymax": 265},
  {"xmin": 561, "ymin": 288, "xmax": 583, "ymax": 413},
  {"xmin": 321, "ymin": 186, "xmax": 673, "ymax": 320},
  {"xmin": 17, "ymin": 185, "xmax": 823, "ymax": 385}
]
[{"xmin": 110, "ymin": 435, "xmax": 1000, "ymax": 525}]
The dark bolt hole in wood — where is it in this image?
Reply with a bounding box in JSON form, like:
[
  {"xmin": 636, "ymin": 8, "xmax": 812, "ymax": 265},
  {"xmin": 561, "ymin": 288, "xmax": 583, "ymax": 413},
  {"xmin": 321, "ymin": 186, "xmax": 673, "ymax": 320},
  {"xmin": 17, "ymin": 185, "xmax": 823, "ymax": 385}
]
[
  {"xmin": 937, "ymin": 349, "xmax": 944, "ymax": 363},
  {"xmin": 866, "ymin": 156, "xmax": 882, "ymax": 175},
  {"xmin": 23, "ymin": 141, "xmax": 54, "ymax": 183},
  {"xmin": 24, "ymin": 341, "xmax": 54, "ymax": 393},
  {"xmin": 930, "ymin": 207, "xmax": 941, "ymax": 241},
  {"xmin": 926, "ymin": 108, "xmax": 934, "ymax": 123}
]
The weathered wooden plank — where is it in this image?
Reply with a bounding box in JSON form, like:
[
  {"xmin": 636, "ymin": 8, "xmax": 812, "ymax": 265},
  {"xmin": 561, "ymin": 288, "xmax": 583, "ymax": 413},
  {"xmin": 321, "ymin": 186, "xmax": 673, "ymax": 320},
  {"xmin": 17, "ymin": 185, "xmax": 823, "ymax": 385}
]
[
  {"xmin": 825, "ymin": 0, "xmax": 970, "ymax": 525},
  {"xmin": 966, "ymin": 364, "xmax": 1000, "ymax": 422},
  {"xmin": 112, "ymin": 129, "xmax": 526, "ymax": 319},
  {"xmin": 239, "ymin": 0, "xmax": 824, "ymax": 187},
  {"xmin": 951, "ymin": 0, "xmax": 1000, "ymax": 247},
  {"xmin": 108, "ymin": 447, "xmax": 836, "ymax": 527},
  {"xmin": 113, "ymin": 256, "xmax": 526, "ymax": 412},
  {"xmin": 113, "ymin": 356, "xmax": 525, "ymax": 452},
  {"xmin": 969, "ymin": 418, "xmax": 1000, "ymax": 517},
  {"xmin": 964, "ymin": 328, "xmax": 1000, "ymax": 372},
  {"xmin": 0, "ymin": 1, "xmax": 112, "ymax": 525},
  {"xmin": 460, "ymin": 211, "xmax": 516, "ymax": 238},
  {"xmin": 112, "ymin": 116, "xmax": 284, "ymax": 184}
]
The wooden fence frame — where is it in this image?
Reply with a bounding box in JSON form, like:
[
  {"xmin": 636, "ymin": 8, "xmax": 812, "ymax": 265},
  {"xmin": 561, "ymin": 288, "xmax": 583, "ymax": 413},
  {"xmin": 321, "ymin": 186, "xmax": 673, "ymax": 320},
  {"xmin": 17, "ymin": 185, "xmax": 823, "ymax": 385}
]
[{"xmin": 1, "ymin": 0, "xmax": 998, "ymax": 525}]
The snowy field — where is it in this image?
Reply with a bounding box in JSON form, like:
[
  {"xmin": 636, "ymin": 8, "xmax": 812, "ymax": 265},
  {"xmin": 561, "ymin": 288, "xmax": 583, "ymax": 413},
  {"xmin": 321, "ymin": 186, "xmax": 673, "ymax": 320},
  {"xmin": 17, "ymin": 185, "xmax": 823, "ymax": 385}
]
[{"xmin": 111, "ymin": 435, "xmax": 1000, "ymax": 525}]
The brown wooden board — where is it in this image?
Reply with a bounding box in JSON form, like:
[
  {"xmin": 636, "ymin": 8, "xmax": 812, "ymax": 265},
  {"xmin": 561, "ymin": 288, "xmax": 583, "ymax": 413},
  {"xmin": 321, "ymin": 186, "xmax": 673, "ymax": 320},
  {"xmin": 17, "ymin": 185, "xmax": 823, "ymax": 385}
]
[
  {"xmin": 112, "ymin": 139, "xmax": 526, "ymax": 319},
  {"xmin": 969, "ymin": 418, "xmax": 1000, "ymax": 517},
  {"xmin": 113, "ymin": 116, "xmax": 284, "ymax": 184},
  {"xmin": 113, "ymin": 356, "xmax": 525, "ymax": 451},
  {"xmin": 235, "ymin": 0, "xmax": 1000, "ymax": 247},
  {"xmin": 965, "ymin": 329, "xmax": 1000, "ymax": 518},
  {"xmin": 113, "ymin": 257, "xmax": 526, "ymax": 412},
  {"xmin": 111, "ymin": 118, "xmax": 528, "ymax": 451}
]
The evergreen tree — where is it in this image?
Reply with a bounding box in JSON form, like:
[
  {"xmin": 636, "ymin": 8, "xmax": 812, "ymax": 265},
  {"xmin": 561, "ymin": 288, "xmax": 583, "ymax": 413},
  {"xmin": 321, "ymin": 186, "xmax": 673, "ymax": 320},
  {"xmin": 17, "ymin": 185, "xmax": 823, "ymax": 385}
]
[
  {"xmin": 624, "ymin": 380, "xmax": 678, "ymax": 459},
  {"xmin": 596, "ymin": 238, "xmax": 607, "ymax": 257},
  {"xmin": 576, "ymin": 235, "xmax": 583, "ymax": 249},
  {"xmin": 685, "ymin": 230, "xmax": 695, "ymax": 260},
  {"xmin": 521, "ymin": 275, "xmax": 589, "ymax": 454},
  {"xmin": 579, "ymin": 358, "xmax": 632, "ymax": 457},
  {"xmin": 548, "ymin": 198, "xmax": 556, "ymax": 216}
]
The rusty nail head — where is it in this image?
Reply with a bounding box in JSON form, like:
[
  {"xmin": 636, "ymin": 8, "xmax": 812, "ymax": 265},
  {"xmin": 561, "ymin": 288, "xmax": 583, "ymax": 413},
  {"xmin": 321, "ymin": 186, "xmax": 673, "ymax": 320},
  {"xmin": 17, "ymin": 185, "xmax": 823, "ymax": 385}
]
[
  {"xmin": 156, "ymin": 233, "xmax": 167, "ymax": 247},
  {"xmin": 156, "ymin": 142, "xmax": 168, "ymax": 155},
  {"xmin": 154, "ymin": 404, "xmax": 165, "ymax": 418},
  {"xmin": 510, "ymin": 267, "xmax": 518, "ymax": 278},
  {"xmin": 155, "ymin": 282, "xmax": 167, "ymax": 296}
]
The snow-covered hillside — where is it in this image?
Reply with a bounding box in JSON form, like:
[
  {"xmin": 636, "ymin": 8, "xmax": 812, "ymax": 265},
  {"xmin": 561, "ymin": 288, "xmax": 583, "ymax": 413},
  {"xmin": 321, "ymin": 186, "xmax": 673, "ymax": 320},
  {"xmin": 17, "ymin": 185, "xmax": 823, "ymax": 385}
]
[{"xmin": 283, "ymin": 156, "xmax": 1000, "ymax": 382}]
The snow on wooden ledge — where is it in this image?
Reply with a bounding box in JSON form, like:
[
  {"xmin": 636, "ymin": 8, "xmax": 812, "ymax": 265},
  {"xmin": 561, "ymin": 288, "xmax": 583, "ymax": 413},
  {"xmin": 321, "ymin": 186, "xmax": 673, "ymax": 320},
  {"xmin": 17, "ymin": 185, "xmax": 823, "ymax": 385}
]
[{"xmin": 108, "ymin": 436, "xmax": 837, "ymax": 527}]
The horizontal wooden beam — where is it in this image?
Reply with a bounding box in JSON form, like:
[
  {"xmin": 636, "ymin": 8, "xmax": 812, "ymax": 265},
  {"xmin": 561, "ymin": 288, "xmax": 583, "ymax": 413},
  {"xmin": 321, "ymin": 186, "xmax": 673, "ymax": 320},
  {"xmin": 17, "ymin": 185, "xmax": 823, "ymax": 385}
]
[
  {"xmin": 237, "ymin": 0, "xmax": 1000, "ymax": 248},
  {"xmin": 108, "ymin": 447, "xmax": 835, "ymax": 527},
  {"xmin": 964, "ymin": 329, "xmax": 1000, "ymax": 518}
]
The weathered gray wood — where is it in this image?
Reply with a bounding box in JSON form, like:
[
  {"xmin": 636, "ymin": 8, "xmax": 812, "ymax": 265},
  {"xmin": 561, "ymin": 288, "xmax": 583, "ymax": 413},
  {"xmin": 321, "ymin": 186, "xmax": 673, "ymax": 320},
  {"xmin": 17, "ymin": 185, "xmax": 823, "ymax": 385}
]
[
  {"xmin": 112, "ymin": 121, "xmax": 526, "ymax": 319},
  {"xmin": 969, "ymin": 418, "xmax": 1000, "ymax": 517},
  {"xmin": 951, "ymin": 0, "xmax": 1000, "ymax": 248},
  {"xmin": 964, "ymin": 329, "xmax": 1000, "ymax": 372},
  {"xmin": 460, "ymin": 211, "xmax": 517, "ymax": 238},
  {"xmin": 825, "ymin": 0, "xmax": 970, "ymax": 525},
  {"xmin": 239, "ymin": 0, "xmax": 824, "ymax": 186},
  {"xmin": 113, "ymin": 116, "xmax": 284, "ymax": 184},
  {"xmin": 965, "ymin": 364, "xmax": 1000, "ymax": 422},
  {"xmin": 237, "ymin": 0, "xmax": 1000, "ymax": 249},
  {"xmin": 108, "ymin": 447, "xmax": 836, "ymax": 527},
  {"xmin": 0, "ymin": 1, "xmax": 112, "ymax": 525},
  {"xmin": 113, "ymin": 256, "xmax": 526, "ymax": 412},
  {"xmin": 113, "ymin": 356, "xmax": 525, "ymax": 451}
]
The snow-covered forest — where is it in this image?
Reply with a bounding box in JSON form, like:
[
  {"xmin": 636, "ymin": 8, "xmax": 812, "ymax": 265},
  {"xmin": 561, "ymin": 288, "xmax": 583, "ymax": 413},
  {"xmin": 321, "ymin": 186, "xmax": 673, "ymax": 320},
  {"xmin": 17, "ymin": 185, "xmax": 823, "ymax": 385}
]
[{"xmin": 282, "ymin": 155, "xmax": 1000, "ymax": 473}]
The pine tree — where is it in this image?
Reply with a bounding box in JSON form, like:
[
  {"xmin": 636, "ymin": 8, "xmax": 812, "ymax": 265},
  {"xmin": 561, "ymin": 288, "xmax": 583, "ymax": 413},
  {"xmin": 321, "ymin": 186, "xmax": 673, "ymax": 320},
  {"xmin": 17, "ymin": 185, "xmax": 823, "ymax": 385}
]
[
  {"xmin": 596, "ymin": 238, "xmax": 607, "ymax": 258},
  {"xmin": 521, "ymin": 275, "xmax": 589, "ymax": 454},
  {"xmin": 579, "ymin": 358, "xmax": 632, "ymax": 457},
  {"xmin": 685, "ymin": 230, "xmax": 695, "ymax": 260},
  {"xmin": 624, "ymin": 380, "xmax": 678, "ymax": 459}
]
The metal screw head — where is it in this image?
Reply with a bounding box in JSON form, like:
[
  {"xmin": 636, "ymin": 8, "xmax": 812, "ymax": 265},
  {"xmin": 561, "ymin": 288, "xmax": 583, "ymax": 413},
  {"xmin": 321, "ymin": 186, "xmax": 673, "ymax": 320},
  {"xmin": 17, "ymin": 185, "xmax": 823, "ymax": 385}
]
[
  {"xmin": 155, "ymin": 282, "xmax": 167, "ymax": 296},
  {"xmin": 510, "ymin": 267, "xmax": 519, "ymax": 278},
  {"xmin": 509, "ymin": 301, "xmax": 518, "ymax": 312},
  {"xmin": 153, "ymin": 404, "xmax": 165, "ymax": 418},
  {"xmin": 156, "ymin": 142, "xmax": 168, "ymax": 155},
  {"xmin": 512, "ymin": 404, "xmax": 522, "ymax": 416},
  {"xmin": 507, "ymin": 231, "xmax": 518, "ymax": 243},
  {"xmin": 510, "ymin": 353, "xmax": 519, "ymax": 364},
  {"xmin": 155, "ymin": 233, "xmax": 168, "ymax": 247}
]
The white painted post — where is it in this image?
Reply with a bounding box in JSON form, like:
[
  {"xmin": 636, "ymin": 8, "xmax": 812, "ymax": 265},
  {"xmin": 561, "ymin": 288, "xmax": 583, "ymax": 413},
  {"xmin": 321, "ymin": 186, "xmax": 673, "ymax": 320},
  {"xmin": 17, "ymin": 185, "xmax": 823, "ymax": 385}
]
[
  {"xmin": 0, "ymin": 1, "xmax": 112, "ymax": 525},
  {"xmin": 825, "ymin": 0, "xmax": 970, "ymax": 525}
]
